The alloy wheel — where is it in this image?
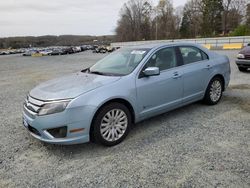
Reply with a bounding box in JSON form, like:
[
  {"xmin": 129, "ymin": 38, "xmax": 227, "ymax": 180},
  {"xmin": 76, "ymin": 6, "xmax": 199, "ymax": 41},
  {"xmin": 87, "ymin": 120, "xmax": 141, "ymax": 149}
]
[
  {"xmin": 209, "ymin": 80, "xmax": 222, "ymax": 103},
  {"xmin": 100, "ymin": 109, "xmax": 128, "ymax": 142}
]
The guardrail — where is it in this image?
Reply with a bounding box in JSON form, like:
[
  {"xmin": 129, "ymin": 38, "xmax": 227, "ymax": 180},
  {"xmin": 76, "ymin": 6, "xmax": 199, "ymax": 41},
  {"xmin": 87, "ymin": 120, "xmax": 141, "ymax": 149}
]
[{"xmin": 111, "ymin": 36, "xmax": 250, "ymax": 49}]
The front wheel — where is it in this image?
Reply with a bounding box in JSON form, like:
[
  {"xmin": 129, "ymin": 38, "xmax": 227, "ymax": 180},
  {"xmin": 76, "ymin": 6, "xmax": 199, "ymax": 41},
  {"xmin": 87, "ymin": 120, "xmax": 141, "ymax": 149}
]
[
  {"xmin": 91, "ymin": 103, "xmax": 131, "ymax": 146},
  {"xmin": 203, "ymin": 77, "xmax": 223, "ymax": 105}
]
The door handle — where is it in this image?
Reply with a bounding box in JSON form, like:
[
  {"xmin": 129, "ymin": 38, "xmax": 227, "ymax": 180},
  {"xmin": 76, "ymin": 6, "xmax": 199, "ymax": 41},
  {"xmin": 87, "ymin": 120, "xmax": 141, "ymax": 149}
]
[
  {"xmin": 172, "ymin": 72, "xmax": 182, "ymax": 79},
  {"xmin": 205, "ymin": 65, "xmax": 212, "ymax": 70}
]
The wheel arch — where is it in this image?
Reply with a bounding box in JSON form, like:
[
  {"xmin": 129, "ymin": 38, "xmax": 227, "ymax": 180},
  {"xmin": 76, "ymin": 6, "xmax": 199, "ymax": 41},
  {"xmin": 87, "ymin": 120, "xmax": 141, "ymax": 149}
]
[
  {"xmin": 211, "ymin": 74, "xmax": 225, "ymax": 91},
  {"xmin": 89, "ymin": 98, "xmax": 135, "ymax": 141}
]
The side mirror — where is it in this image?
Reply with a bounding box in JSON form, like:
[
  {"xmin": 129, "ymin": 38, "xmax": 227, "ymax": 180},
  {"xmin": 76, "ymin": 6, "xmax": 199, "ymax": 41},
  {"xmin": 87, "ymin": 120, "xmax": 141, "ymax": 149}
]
[{"xmin": 143, "ymin": 67, "xmax": 160, "ymax": 77}]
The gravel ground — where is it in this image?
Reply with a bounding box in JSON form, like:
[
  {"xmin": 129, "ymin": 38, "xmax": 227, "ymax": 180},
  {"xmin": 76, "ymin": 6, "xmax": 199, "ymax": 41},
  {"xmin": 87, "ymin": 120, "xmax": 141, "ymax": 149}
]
[{"xmin": 0, "ymin": 50, "xmax": 249, "ymax": 188}]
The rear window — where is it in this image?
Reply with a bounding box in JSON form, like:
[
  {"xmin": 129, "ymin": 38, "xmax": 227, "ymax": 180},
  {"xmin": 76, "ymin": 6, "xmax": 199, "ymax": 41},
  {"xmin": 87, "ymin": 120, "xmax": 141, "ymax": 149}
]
[{"xmin": 179, "ymin": 46, "xmax": 208, "ymax": 65}]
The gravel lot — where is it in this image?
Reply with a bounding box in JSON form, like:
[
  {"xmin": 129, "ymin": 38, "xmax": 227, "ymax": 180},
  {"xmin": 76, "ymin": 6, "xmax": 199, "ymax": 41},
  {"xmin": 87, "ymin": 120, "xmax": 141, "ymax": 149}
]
[{"xmin": 0, "ymin": 50, "xmax": 249, "ymax": 188}]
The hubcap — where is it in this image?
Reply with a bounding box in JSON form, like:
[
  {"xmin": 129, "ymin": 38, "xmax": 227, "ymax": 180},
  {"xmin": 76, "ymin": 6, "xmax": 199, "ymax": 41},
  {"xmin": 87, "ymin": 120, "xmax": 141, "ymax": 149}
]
[
  {"xmin": 100, "ymin": 109, "xmax": 128, "ymax": 142},
  {"xmin": 210, "ymin": 80, "xmax": 222, "ymax": 102}
]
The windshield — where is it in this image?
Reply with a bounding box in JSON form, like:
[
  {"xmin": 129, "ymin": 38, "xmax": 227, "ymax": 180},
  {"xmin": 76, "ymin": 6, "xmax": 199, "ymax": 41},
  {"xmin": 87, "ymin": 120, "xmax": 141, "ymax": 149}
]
[{"xmin": 89, "ymin": 48, "xmax": 149, "ymax": 76}]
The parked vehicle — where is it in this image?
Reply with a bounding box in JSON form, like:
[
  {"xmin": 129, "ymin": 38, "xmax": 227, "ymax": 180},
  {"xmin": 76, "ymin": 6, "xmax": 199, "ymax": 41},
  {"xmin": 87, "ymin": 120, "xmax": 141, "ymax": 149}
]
[
  {"xmin": 106, "ymin": 46, "xmax": 115, "ymax": 52},
  {"xmin": 92, "ymin": 47, "xmax": 100, "ymax": 53},
  {"xmin": 9, "ymin": 50, "xmax": 16, "ymax": 54},
  {"xmin": 0, "ymin": 51, "xmax": 9, "ymax": 55},
  {"xmin": 63, "ymin": 47, "xmax": 74, "ymax": 54},
  {"xmin": 72, "ymin": 46, "xmax": 81, "ymax": 53},
  {"xmin": 236, "ymin": 45, "xmax": 250, "ymax": 72},
  {"xmin": 87, "ymin": 45, "xmax": 95, "ymax": 50},
  {"xmin": 50, "ymin": 49, "xmax": 64, "ymax": 56},
  {"xmin": 99, "ymin": 48, "xmax": 107, "ymax": 53},
  {"xmin": 23, "ymin": 50, "xmax": 37, "ymax": 56},
  {"xmin": 32, "ymin": 52, "xmax": 43, "ymax": 57},
  {"xmin": 80, "ymin": 45, "xmax": 88, "ymax": 51},
  {"xmin": 0, "ymin": 49, "xmax": 24, "ymax": 55},
  {"xmin": 40, "ymin": 50, "xmax": 53, "ymax": 56},
  {"xmin": 22, "ymin": 43, "xmax": 230, "ymax": 146},
  {"xmin": 93, "ymin": 46, "xmax": 107, "ymax": 53}
]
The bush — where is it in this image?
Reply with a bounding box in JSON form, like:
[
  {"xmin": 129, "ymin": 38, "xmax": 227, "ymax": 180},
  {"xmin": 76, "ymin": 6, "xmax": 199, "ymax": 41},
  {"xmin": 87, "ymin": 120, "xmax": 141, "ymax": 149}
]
[{"xmin": 230, "ymin": 25, "xmax": 250, "ymax": 36}]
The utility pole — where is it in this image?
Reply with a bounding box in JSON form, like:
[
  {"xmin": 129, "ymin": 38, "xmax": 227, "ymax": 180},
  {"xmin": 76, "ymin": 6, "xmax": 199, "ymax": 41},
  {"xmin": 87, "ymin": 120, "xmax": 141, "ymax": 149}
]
[
  {"xmin": 156, "ymin": 19, "xmax": 158, "ymax": 40},
  {"xmin": 154, "ymin": 7, "xmax": 159, "ymax": 40}
]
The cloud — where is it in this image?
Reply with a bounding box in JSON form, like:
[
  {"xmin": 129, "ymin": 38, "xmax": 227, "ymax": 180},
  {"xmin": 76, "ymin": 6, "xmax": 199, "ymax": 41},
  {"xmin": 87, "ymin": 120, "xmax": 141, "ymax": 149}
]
[
  {"xmin": 0, "ymin": 0, "xmax": 187, "ymax": 37},
  {"xmin": 0, "ymin": 0, "xmax": 126, "ymax": 13},
  {"xmin": 0, "ymin": 1, "xmax": 63, "ymax": 13}
]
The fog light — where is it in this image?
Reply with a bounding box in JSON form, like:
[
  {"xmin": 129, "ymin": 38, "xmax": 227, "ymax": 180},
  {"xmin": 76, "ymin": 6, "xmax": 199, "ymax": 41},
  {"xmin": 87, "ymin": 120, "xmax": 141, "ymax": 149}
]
[{"xmin": 47, "ymin": 126, "xmax": 67, "ymax": 138}]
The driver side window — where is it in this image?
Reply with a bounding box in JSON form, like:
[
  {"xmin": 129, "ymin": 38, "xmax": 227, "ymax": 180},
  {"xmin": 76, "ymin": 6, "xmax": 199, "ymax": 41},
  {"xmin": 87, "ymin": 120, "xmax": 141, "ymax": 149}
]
[{"xmin": 145, "ymin": 47, "xmax": 177, "ymax": 71}]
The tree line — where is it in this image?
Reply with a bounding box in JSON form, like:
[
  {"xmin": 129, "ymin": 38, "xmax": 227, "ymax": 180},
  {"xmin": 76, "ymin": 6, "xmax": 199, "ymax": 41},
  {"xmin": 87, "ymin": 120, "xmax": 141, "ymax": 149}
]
[
  {"xmin": 115, "ymin": 0, "xmax": 250, "ymax": 42},
  {"xmin": 0, "ymin": 35, "xmax": 115, "ymax": 49}
]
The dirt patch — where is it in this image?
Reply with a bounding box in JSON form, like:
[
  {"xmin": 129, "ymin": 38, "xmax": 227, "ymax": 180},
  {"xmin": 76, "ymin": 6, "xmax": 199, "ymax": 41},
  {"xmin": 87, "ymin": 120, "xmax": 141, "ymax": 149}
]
[
  {"xmin": 229, "ymin": 84, "xmax": 250, "ymax": 90},
  {"xmin": 225, "ymin": 84, "xmax": 250, "ymax": 113},
  {"xmin": 223, "ymin": 95, "xmax": 250, "ymax": 113},
  {"xmin": 241, "ymin": 102, "xmax": 250, "ymax": 113}
]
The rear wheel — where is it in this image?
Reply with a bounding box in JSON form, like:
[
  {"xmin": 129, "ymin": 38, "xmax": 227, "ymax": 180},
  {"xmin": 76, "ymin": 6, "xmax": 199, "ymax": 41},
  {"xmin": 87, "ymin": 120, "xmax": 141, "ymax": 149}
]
[
  {"xmin": 91, "ymin": 103, "xmax": 131, "ymax": 146},
  {"xmin": 238, "ymin": 67, "xmax": 248, "ymax": 72},
  {"xmin": 203, "ymin": 77, "xmax": 223, "ymax": 105}
]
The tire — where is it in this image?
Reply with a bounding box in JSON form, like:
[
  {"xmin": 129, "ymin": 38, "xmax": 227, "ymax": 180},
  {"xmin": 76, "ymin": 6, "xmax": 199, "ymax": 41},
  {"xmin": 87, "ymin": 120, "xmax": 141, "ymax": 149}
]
[
  {"xmin": 203, "ymin": 77, "xmax": 223, "ymax": 105},
  {"xmin": 238, "ymin": 67, "xmax": 248, "ymax": 72},
  {"xmin": 91, "ymin": 103, "xmax": 131, "ymax": 146}
]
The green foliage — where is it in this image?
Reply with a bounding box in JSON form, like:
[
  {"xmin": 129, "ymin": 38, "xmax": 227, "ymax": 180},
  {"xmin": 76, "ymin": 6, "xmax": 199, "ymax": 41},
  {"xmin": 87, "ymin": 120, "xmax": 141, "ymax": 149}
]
[
  {"xmin": 180, "ymin": 12, "xmax": 190, "ymax": 38},
  {"xmin": 230, "ymin": 25, "xmax": 250, "ymax": 36},
  {"xmin": 202, "ymin": 0, "xmax": 224, "ymax": 37}
]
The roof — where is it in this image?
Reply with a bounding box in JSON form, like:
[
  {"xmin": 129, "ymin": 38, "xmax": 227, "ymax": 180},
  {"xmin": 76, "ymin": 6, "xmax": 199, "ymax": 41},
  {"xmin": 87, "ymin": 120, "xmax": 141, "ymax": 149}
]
[{"xmin": 124, "ymin": 42, "xmax": 204, "ymax": 50}]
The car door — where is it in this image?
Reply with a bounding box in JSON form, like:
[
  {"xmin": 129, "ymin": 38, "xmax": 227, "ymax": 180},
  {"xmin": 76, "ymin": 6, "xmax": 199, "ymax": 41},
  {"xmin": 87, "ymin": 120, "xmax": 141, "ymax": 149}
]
[
  {"xmin": 178, "ymin": 46, "xmax": 211, "ymax": 103},
  {"xmin": 136, "ymin": 47, "xmax": 183, "ymax": 118}
]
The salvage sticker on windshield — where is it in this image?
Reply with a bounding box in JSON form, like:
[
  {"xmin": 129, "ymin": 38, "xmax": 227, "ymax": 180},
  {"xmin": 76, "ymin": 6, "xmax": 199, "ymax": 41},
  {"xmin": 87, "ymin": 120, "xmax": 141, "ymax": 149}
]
[{"xmin": 131, "ymin": 50, "xmax": 146, "ymax": 55}]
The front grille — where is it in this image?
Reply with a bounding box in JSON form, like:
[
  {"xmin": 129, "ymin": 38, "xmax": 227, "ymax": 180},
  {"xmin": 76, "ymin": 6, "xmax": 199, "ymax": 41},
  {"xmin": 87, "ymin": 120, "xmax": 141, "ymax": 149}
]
[
  {"xmin": 244, "ymin": 55, "xmax": 250, "ymax": 60},
  {"xmin": 23, "ymin": 95, "xmax": 45, "ymax": 118}
]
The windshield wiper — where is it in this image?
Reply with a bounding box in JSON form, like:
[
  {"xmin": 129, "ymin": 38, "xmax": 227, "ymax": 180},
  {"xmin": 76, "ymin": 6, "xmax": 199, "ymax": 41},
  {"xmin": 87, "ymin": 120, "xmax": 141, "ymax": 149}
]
[
  {"xmin": 81, "ymin": 68, "xmax": 104, "ymax": 75},
  {"xmin": 87, "ymin": 69, "xmax": 123, "ymax": 76},
  {"xmin": 81, "ymin": 68, "xmax": 90, "ymax": 73},
  {"xmin": 89, "ymin": 71, "xmax": 106, "ymax": 75}
]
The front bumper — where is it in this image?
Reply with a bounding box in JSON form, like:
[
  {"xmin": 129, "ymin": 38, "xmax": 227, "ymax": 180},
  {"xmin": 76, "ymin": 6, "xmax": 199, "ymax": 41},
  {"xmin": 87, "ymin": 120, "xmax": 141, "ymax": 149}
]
[
  {"xmin": 22, "ymin": 105, "xmax": 97, "ymax": 145},
  {"xmin": 236, "ymin": 59, "xmax": 250, "ymax": 68}
]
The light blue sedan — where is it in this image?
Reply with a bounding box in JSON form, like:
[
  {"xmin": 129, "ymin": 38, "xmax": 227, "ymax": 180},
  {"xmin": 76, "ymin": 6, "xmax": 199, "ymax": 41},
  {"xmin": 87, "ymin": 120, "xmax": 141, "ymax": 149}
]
[{"xmin": 23, "ymin": 43, "xmax": 231, "ymax": 146}]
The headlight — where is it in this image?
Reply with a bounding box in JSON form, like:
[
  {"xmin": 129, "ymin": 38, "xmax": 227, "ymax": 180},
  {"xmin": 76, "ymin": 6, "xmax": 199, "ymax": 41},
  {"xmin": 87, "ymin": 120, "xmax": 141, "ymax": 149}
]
[
  {"xmin": 237, "ymin": 54, "xmax": 245, "ymax": 59},
  {"xmin": 38, "ymin": 100, "xmax": 70, "ymax": 116}
]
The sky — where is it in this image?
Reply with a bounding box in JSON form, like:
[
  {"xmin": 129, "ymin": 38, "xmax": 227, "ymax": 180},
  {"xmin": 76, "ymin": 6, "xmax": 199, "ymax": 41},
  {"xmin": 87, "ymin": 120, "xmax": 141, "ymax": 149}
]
[{"xmin": 0, "ymin": 0, "xmax": 187, "ymax": 37}]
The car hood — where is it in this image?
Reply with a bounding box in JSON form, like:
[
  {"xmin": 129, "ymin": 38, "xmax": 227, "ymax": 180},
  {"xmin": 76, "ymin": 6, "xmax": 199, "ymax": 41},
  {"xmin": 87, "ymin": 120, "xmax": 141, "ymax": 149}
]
[
  {"xmin": 239, "ymin": 46, "xmax": 250, "ymax": 55},
  {"xmin": 29, "ymin": 72, "xmax": 121, "ymax": 101}
]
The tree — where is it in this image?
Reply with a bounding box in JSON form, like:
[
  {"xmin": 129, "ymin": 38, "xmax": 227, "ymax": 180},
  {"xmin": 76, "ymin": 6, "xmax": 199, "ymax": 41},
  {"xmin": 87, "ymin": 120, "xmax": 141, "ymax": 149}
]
[
  {"xmin": 115, "ymin": 0, "xmax": 154, "ymax": 42},
  {"xmin": 202, "ymin": 0, "xmax": 224, "ymax": 37},
  {"xmin": 141, "ymin": 1, "xmax": 153, "ymax": 40},
  {"xmin": 246, "ymin": 3, "xmax": 250, "ymax": 27},
  {"xmin": 228, "ymin": 8, "xmax": 243, "ymax": 31},
  {"xmin": 115, "ymin": 0, "xmax": 248, "ymax": 42},
  {"xmin": 156, "ymin": 0, "xmax": 179, "ymax": 39},
  {"xmin": 222, "ymin": 0, "xmax": 246, "ymax": 35},
  {"xmin": 180, "ymin": 0, "xmax": 203, "ymax": 38},
  {"xmin": 174, "ymin": 6, "xmax": 184, "ymax": 38},
  {"xmin": 180, "ymin": 10, "xmax": 190, "ymax": 38},
  {"xmin": 222, "ymin": 0, "xmax": 232, "ymax": 35}
]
